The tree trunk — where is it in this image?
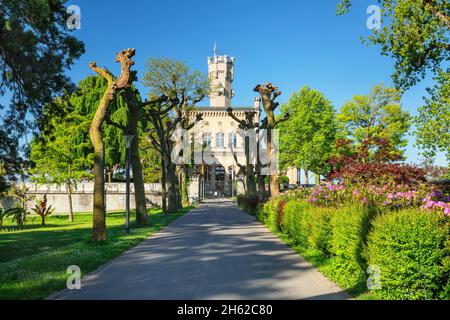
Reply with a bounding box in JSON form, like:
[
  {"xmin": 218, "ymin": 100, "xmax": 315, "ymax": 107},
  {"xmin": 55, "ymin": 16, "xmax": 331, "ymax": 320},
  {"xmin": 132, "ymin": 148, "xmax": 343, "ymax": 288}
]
[
  {"xmin": 67, "ymin": 181, "xmax": 74, "ymax": 223},
  {"xmin": 161, "ymin": 156, "xmax": 167, "ymax": 214},
  {"xmin": 41, "ymin": 216, "xmax": 45, "ymax": 226},
  {"xmin": 305, "ymin": 169, "xmax": 310, "ymax": 185},
  {"xmin": 257, "ymin": 173, "xmax": 266, "ymax": 202},
  {"xmin": 266, "ymin": 128, "xmax": 280, "ymax": 196},
  {"xmin": 106, "ymin": 168, "xmax": 112, "ymax": 183},
  {"xmin": 315, "ymin": 172, "xmax": 321, "ymax": 186},
  {"xmin": 89, "ymin": 88, "xmax": 110, "ymax": 241},
  {"xmin": 166, "ymin": 159, "xmax": 179, "ymax": 213},
  {"xmin": 88, "ymin": 48, "xmax": 135, "ymax": 241},
  {"xmin": 126, "ymin": 89, "xmax": 148, "ymax": 225},
  {"xmin": 246, "ymin": 165, "xmax": 257, "ymax": 196},
  {"xmin": 90, "ymin": 119, "xmax": 107, "ymax": 241}
]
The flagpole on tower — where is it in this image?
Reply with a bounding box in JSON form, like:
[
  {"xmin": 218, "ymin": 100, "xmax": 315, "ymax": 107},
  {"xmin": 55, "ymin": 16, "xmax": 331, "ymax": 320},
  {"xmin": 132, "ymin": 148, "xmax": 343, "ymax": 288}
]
[{"xmin": 213, "ymin": 42, "xmax": 217, "ymax": 58}]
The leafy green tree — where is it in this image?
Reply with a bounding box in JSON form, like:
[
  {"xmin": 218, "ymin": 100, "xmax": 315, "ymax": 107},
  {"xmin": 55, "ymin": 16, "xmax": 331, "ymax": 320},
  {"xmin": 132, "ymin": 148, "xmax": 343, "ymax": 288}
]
[
  {"xmin": 0, "ymin": 0, "xmax": 84, "ymax": 188},
  {"xmin": 29, "ymin": 98, "xmax": 93, "ymax": 222},
  {"xmin": 0, "ymin": 0, "xmax": 84, "ymax": 126},
  {"xmin": 0, "ymin": 130, "xmax": 22, "ymax": 193},
  {"xmin": 337, "ymin": 0, "xmax": 449, "ymax": 163},
  {"xmin": 279, "ymin": 86, "xmax": 337, "ymax": 184},
  {"xmin": 415, "ymin": 70, "xmax": 450, "ymax": 161},
  {"xmin": 337, "ymin": 84, "xmax": 411, "ymax": 158}
]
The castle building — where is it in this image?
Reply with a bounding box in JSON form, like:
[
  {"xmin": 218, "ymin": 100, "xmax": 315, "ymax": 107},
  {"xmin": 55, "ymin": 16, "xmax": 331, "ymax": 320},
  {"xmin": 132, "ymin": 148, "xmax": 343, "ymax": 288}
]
[{"xmin": 187, "ymin": 51, "xmax": 261, "ymax": 198}]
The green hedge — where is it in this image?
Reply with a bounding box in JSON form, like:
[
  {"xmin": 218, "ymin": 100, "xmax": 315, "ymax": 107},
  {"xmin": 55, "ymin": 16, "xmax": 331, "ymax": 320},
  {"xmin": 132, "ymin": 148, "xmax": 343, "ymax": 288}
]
[
  {"xmin": 329, "ymin": 205, "xmax": 378, "ymax": 291},
  {"xmin": 365, "ymin": 209, "xmax": 450, "ymax": 300},
  {"xmin": 256, "ymin": 197, "xmax": 449, "ymax": 299},
  {"xmin": 308, "ymin": 206, "xmax": 334, "ymax": 255},
  {"xmin": 258, "ymin": 198, "xmax": 282, "ymax": 232},
  {"xmin": 281, "ymin": 200, "xmax": 311, "ymax": 246}
]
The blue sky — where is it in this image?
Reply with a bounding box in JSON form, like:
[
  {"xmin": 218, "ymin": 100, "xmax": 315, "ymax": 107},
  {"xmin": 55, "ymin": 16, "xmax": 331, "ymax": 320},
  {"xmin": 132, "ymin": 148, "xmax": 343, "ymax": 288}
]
[{"xmin": 3, "ymin": 0, "xmax": 448, "ymax": 166}]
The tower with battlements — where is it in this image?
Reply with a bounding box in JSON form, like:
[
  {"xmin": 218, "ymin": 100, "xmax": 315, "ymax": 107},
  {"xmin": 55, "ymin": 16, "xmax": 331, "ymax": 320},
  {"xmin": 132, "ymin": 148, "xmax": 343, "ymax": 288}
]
[{"xmin": 207, "ymin": 54, "xmax": 235, "ymax": 107}]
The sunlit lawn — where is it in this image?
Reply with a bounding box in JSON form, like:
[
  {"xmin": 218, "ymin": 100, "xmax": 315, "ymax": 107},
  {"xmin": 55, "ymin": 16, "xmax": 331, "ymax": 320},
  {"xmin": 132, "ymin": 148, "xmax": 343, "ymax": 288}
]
[{"xmin": 0, "ymin": 207, "xmax": 193, "ymax": 300}]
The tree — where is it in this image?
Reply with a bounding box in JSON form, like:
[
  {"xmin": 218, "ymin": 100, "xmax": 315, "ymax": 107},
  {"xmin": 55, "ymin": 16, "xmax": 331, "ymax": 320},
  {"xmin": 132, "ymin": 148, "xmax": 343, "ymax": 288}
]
[
  {"xmin": 254, "ymin": 82, "xmax": 290, "ymax": 197},
  {"xmin": 29, "ymin": 98, "xmax": 93, "ymax": 222},
  {"xmin": 104, "ymin": 86, "xmax": 149, "ymax": 225},
  {"xmin": 337, "ymin": 84, "xmax": 411, "ymax": 158},
  {"xmin": 226, "ymin": 109, "xmax": 259, "ymax": 197},
  {"xmin": 278, "ymin": 86, "xmax": 337, "ymax": 185},
  {"xmin": 0, "ymin": 130, "xmax": 22, "ymax": 193},
  {"xmin": 415, "ymin": 70, "xmax": 450, "ymax": 161},
  {"xmin": 29, "ymin": 75, "xmax": 146, "ymax": 223},
  {"xmin": 0, "ymin": 0, "xmax": 84, "ymax": 126},
  {"xmin": 141, "ymin": 57, "xmax": 209, "ymax": 213},
  {"xmin": 88, "ymin": 48, "xmax": 135, "ymax": 241},
  {"xmin": 337, "ymin": 0, "xmax": 449, "ymax": 163},
  {"xmin": 328, "ymin": 138, "xmax": 426, "ymax": 185},
  {"xmin": 0, "ymin": 0, "xmax": 84, "ymax": 186}
]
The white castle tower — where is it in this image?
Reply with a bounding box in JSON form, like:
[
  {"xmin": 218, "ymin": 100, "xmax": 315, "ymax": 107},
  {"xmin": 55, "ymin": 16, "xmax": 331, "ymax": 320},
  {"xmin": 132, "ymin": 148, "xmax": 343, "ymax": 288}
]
[{"xmin": 207, "ymin": 45, "xmax": 235, "ymax": 107}]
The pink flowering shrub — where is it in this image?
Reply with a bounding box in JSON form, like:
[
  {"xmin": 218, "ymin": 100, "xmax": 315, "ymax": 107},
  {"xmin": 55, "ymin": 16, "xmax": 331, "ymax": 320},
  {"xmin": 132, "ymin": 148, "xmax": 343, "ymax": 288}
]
[
  {"xmin": 303, "ymin": 179, "xmax": 450, "ymax": 216},
  {"xmin": 422, "ymin": 190, "xmax": 450, "ymax": 216}
]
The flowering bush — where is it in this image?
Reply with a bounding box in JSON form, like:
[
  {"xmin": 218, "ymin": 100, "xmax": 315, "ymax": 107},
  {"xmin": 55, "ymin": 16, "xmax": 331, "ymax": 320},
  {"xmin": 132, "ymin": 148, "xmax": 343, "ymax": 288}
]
[
  {"xmin": 423, "ymin": 190, "xmax": 450, "ymax": 216},
  {"xmin": 303, "ymin": 179, "xmax": 450, "ymax": 216}
]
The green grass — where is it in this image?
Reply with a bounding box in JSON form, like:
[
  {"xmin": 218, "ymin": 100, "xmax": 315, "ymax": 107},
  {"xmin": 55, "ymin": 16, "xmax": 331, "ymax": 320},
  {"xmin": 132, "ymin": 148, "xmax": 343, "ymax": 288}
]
[{"xmin": 0, "ymin": 207, "xmax": 193, "ymax": 300}]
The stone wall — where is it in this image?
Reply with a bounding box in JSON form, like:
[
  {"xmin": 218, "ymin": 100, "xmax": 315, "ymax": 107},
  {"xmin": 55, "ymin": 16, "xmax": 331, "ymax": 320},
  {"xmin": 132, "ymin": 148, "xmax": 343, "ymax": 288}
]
[{"xmin": 3, "ymin": 183, "xmax": 162, "ymax": 214}]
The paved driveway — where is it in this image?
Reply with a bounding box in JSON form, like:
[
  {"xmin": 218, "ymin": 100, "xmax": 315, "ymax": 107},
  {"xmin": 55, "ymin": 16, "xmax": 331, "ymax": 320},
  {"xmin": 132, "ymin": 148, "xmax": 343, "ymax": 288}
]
[{"xmin": 50, "ymin": 201, "xmax": 350, "ymax": 300}]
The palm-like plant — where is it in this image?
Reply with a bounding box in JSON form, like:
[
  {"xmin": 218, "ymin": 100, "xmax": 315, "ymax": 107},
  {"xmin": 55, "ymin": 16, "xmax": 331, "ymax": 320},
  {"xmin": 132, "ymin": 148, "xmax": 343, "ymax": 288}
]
[
  {"xmin": 4, "ymin": 207, "xmax": 28, "ymax": 227},
  {"xmin": 0, "ymin": 208, "xmax": 6, "ymax": 227},
  {"xmin": 31, "ymin": 195, "xmax": 55, "ymax": 226}
]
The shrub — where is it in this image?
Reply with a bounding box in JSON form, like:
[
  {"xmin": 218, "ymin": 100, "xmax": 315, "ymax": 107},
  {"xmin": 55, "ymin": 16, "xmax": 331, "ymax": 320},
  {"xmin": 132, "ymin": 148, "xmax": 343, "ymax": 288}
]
[
  {"xmin": 329, "ymin": 204, "xmax": 378, "ymax": 290},
  {"xmin": 31, "ymin": 194, "xmax": 55, "ymax": 225},
  {"xmin": 308, "ymin": 206, "xmax": 334, "ymax": 255},
  {"xmin": 277, "ymin": 199, "xmax": 286, "ymax": 228},
  {"xmin": 281, "ymin": 200, "xmax": 312, "ymax": 246},
  {"xmin": 365, "ymin": 210, "xmax": 450, "ymax": 299},
  {"xmin": 237, "ymin": 194, "xmax": 259, "ymax": 213},
  {"xmin": 258, "ymin": 198, "xmax": 279, "ymax": 231}
]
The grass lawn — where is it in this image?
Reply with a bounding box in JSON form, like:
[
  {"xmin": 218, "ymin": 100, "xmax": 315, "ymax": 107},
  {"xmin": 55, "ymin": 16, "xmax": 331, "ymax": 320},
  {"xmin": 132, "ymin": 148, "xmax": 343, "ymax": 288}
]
[{"xmin": 0, "ymin": 207, "xmax": 193, "ymax": 300}]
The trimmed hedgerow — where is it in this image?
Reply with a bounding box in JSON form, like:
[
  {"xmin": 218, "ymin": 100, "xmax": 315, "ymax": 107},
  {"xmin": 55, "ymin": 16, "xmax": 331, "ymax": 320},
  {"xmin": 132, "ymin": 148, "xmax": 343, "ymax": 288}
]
[
  {"xmin": 328, "ymin": 204, "xmax": 378, "ymax": 291},
  {"xmin": 308, "ymin": 206, "xmax": 334, "ymax": 255},
  {"xmin": 254, "ymin": 193, "xmax": 449, "ymax": 299},
  {"xmin": 365, "ymin": 209, "xmax": 450, "ymax": 300},
  {"xmin": 281, "ymin": 200, "xmax": 311, "ymax": 246}
]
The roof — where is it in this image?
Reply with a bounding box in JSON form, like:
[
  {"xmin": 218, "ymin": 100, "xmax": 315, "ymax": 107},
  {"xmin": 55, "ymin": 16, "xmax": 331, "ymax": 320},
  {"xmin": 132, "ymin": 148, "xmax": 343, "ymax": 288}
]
[{"xmin": 191, "ymin": 106, "xmax": 257, "ymax": 112}]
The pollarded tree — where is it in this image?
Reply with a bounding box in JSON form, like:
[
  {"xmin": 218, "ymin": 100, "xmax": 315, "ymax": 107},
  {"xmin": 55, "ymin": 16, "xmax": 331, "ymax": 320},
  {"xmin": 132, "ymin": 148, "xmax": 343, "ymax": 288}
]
[
  {"xmin": 337, "ymin": 0, "xmax": 449, "ymax": 163},
  {"xmin": 103, "ymin": 87, "xmax": 149, "ymax": 225},
  {"xmin": 142, "ymin": 57, "xmax": 209, "ymax": 213},
  {"xmin": 226, "ymin": 109, "xmax": 259, "ymax": 197},
  {"xmin": 88, "ymin": 48, "xmax": 135, "ymax": 241},
  {"xmin": 254, "ymin": 82, "xmax": 290, "ymax": 197},
  {"xmin": 278, "ymin": 86, "xmax": 337, "ymax": 185},
  {"xmin": 337, "ymin": 84, "xmax": 411, "ymax": 159}
]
